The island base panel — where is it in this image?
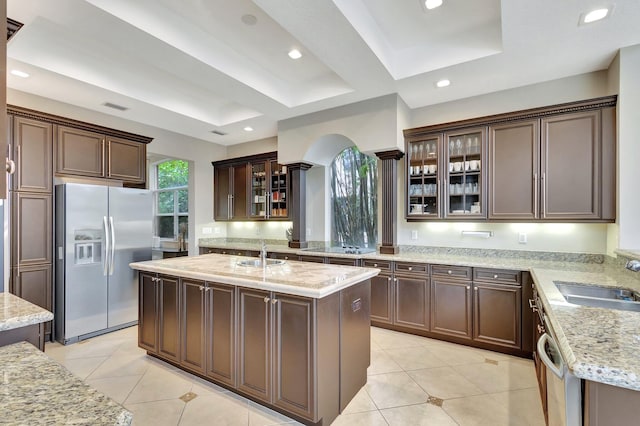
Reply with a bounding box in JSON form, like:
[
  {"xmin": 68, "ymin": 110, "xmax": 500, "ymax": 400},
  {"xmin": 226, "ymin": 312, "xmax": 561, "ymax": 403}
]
[{"xmin": 0, "ymin": 323, "xmax": 44, "ymax": 351}]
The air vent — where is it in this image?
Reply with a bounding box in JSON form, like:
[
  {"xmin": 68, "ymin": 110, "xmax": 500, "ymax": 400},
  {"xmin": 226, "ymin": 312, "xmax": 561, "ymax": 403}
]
[
  {"xmin": 211, "ymin": 130, "xmax": 227, "ymax": 136},
  {"xmin": 102, "ymin": 102, "xmax": 129, "ymax": 111},
  {"xmin": 7, "ymin": 18, "xmax": 24, "ymax": 41}
]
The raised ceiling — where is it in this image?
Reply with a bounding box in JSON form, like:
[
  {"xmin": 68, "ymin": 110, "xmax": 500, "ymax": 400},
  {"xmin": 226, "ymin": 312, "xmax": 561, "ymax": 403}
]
[{"xmin": 6, "ymin": 0, "xmax": 640, "ymax": 145}]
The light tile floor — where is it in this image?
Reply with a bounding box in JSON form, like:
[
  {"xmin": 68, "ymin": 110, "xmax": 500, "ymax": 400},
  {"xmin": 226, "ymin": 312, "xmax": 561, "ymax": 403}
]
[{"xmin": 45, "ymin": 326, "xmax": 545, "ymax": 426}]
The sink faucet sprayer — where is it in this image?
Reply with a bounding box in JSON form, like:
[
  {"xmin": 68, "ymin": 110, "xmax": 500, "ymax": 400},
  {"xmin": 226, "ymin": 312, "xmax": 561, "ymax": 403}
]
[{"xmin": 626, "ymin": 260, "xmax": 640, "ymax": 272}]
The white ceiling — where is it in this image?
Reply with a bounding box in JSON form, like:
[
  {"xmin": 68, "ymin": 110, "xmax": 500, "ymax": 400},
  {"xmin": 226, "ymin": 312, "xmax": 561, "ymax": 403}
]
[{"xmin": 6, "ymin": 0, "xmax": 640, "ymax": 146}]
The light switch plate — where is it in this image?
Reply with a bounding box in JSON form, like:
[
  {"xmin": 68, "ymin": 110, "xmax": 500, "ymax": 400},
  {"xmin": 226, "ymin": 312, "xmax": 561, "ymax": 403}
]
[
  {"xmin": 518, "ymin": 232, "xmax": 527, "ymax": 244},
  {"xmin": 202, "ymin": 227, "xmax": 213, "ymax": 234},
  {"xmin": 411, "ymin": 230, "xmax": 418, "ymax": 240}
]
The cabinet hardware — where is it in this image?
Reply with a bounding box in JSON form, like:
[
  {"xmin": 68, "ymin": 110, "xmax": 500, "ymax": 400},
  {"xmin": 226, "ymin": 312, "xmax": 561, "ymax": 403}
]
[
  {"xmin": 534, "ymin": 173, "xmax": 539, "ymax": 216},
  {"xmin": 264, "ymin": 296, "xmax": 270, "ymax": 303},
  {"xmin": 528, "ymin": 298, "xmax": 538, "ymax": 311},
  {"xmin": 271, "ymin": 298, "xmax": 278, "ymax": 305},
  {"xmin": 468, "ymin": 286, "xmax": 472, "ymax": 290},
  {"xmin": 5, "ymin": 158, "xmax": 15, "ymax": 174},
  {"xmin": 447, "ymin": 270, "xmax": 452, "ymax": 275},
  {"xmin": 537, "ymin": 324, "xmax": 545, "ymax": 334},
  {"xmin": 408, "ymin": 266, "xmax": 413, "ymax": 271},
  {"xmin": 199, "ymin": 286, "xmax": 204, "ymax": 291},
  {"xmin": 493, "ymin": 274, "xmax": 498, "ymax": 279},
  {"xmin": 284, "ymin": 256, "xmax": 289, "ymax": 260},
  {"xmin": 387, "ymin": 277, "xmax": 391, "ymax": 282},
  {"xmin": 222, "ymin": 251, "xmax": 227, "ymax": 255},
  {"xmin": 237, "ymin": 252, "xmax": 242, "ymax": 255},
  {"xmin": 373, "ymin": 263, "xmax": 378, "ymax": 267},
  {"xmin": 204, "ymin": 287, "xmax": 211, "ymax": 292},
  {"xmin": 393, "ymin": 278, "xmax": 397, "ymax": 282}
]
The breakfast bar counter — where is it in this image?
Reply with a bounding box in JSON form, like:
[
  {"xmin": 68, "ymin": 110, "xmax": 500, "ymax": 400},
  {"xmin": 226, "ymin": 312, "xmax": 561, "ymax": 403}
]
[{"xmin": 0, "ymin": 292, "xmax": 54, "ymax": 351}]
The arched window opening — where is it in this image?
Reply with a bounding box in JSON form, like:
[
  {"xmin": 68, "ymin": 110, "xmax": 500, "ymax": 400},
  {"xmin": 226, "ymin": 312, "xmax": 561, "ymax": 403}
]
[{"xmin": 330, "ymin": 147, "xmax": 378, "ymax": 248}]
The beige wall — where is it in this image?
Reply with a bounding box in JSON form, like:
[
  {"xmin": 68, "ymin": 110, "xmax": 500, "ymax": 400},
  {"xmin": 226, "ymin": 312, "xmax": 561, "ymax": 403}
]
[
  {"xmin": 226, "ymin": 137, "xmax": 277, "ymax": 159},
  {"xmin": 7, "ymin": 89, "xmax": 227, "ymax": 255}
]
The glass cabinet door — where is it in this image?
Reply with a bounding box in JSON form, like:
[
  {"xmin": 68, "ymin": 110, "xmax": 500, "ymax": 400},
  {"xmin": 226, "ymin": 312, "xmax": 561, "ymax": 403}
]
[
  {"xmin": 407, "ymin": 135, "xmax": 441, "ymax": 217},
  {"xmin": 250, "ymin": 162, "xmax": 267, "ymax": 218},
  {"xmin": 269, "ymin": 160, "xmax": 288, "ymax": 218},
  {"xmin": 444, "ymin": 129, "xmax": 485, "ymax": 217}
]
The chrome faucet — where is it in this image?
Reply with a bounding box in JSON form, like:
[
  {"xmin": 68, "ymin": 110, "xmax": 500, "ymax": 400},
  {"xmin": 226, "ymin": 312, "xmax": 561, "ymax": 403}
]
[
  {"xmin": 626, "ymin": 259, "xmax": 640, "ymax": 272},
  {"xmin": 260, "ymin": 241, "xmax": 267, "ymax": 266}
]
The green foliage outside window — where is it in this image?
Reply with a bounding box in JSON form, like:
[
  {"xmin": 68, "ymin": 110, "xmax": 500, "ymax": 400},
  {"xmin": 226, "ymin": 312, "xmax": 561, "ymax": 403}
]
[{"xmin": 155, "ymin": 159, "xmax": 189, "ymax": 239}]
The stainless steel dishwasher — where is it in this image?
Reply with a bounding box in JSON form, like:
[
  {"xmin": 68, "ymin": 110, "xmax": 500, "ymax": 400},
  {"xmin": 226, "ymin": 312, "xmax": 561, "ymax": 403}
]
[{"xmin": 537, "ymin": 314, "xmax": 582, "ymax": 426}]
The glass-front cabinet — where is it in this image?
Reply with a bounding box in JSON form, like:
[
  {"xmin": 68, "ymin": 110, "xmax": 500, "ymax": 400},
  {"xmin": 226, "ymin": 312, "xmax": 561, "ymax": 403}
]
[
  {"xmin": 406, "ymin": 127, "xmax": 486, "ymax": 219},
  {"xmin": 250, "ymin": 160, "xmax": 288, "ymax": 220}
]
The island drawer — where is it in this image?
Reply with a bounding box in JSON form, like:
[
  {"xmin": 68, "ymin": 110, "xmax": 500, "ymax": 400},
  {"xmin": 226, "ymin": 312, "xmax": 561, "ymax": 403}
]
[
  {"xmin": 395, "ymin": 262, "xmax": 428, "ymax": 275},
  {"xmin": 431, "ymin": 265, "xmax": 472, "ymax": 280},
  {"xmin": 268, "ymin": 252, "xmax": 297, "ymax": 261},
  {"xmin": 362, "ymin": 259, "xmax": 392, "ymax": 272},
  {"xmin": 473, "ymin": 268, "xmax": 522, "ymax": 285}
]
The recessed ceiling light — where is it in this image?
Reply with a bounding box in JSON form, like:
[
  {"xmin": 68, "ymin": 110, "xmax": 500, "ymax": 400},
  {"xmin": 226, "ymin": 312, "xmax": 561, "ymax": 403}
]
[
  {"xmin": 241, "ymin": 14, "xmax": 257, "ymax": 26},
  {"xmin": 436, "ymin": 79, "xmax": 450, "ymax": 88},
  {"xmin": 243, "ymin": 126, "xmax": 254, "ymax": 132},
  {"xmin": 425, "ymin": 0, "xmax": 443, "ymax": 10},
  {"xmin": 582, "ymin": 8, "xmax": 609, "ymax": 23},
  {"xmin": 10, "ymin": 69, "xmax": 29, "ymax": 78},
  {"xmin": 288, "ymin": 49, "xmax": 302, "ymax": 59}
]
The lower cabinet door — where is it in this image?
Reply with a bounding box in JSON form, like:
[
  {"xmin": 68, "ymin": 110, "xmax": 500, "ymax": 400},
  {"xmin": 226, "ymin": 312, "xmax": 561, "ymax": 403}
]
[
  {"xmin": 430, "ymin": 279, "xmax": 472, "ymax": 339},
  {"xmin": 138, "ymin": 272, "xmax": 158, "ymax": 353},
  {"xmin": 394, "ymin": 275, "xmax": 429, "ymax": 330},
  {"xmin": 370, "ymin": 274, "xmax": 393, "ymax": 324},
  {"xmin": 181, "ymin": 279, "xmax": 206, "ymax": 373},
  {"xmin": 238, "ymin": 288, "xmax": 271, "ymax": 402},
  {"xmin": 11, "ymin": 264, "xmax": 52, "ymax": 339},
  {"xmin": 473, "ymin": 282, "xmax": 521, "ymax": 349},
  {"xmin": 206, "ymin": 283, "xmax": 236, "ymax": 387},
  {"xmin": 158, "ymin": 275, "xmax": 180, "ymax": 362},
  {"xmin": 273, "ymin": 293, "xmax": 315, "ymax": 420}
]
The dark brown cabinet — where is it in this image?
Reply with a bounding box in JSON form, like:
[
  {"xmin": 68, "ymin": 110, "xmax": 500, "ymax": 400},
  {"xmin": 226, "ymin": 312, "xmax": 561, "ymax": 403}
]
[
  {"xmin": 364, "ymin": 260, "xmax": 393, "ymax": 324},
  {"xmin": 181, "ymin": 279, "xmax": 206, "ymax": 373},
  {"xmin": 0, "ymin": 4, "xmax": 6, "ymax": 199},
  {"xmin": 406, "ymin": 96, "xmax": 617, "ymax": 222},
  {"xmin": 158, "ymin": 275, "xmax": 181, "ymax": 362},
  {"xmin": 394, "ymin": 263, "xmax": 429, "ymax": 331},
  {"xmin": 56, "ymin": 126, "xmax": 147, "ymax": 185},
  {"xmin": 206, "ymin": 283, "xmax": 236, "ymax": 387},
  {"xmin": 11, "ymin": 192, "xmax": 52, "ymax": 266},
  {"xmin": 138, "ymin": 272, "xmax": 158, "ymax": 352},
  {"xmin": 473, "ymin": 282, "xmax": 521, "ymax": 348},
  {"xmin": 12, "ymin": 117, "xmax": 53, "ymax": 193},
  {"xmin": 430, "ymin": 278, "xmax": 472, "ymax": 340},
  {"xmin": 214, "ymin": 164, "xmax": 248, "ymax": 220},
  {"xmin": 10, "ymin": 264, "xmax": 52, "ymax": 338},
  {"xmin": 489, "ymin": 119, "xmax": 539, "ymax": 219}
]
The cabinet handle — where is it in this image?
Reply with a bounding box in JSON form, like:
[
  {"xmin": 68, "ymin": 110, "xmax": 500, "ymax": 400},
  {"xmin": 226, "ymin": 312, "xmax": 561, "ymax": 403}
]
[
  {"xmin": 373, "ymin": 263, "xmax": 378, "ymax": 267},
  {"xmin": 264, "ymin": 296, "xmax": 270, "ymax": 303},
  {"xmin": 528, "ymin": 298, "xmax": 538, "ymax": 311},
  {"xmin": 387, "ymin": 277, "xmax": 391, "ymax": 282},
  {"xmin": 493, "ymin": 274, "xmax": 498, "ymax": 279},
  {"xmin": 533, "ymin": 173, "xmax": 539, "ymax": 217},
  {"xmin": 447, "ymin": 270, "xmax": 453, "ymax": 275},
  {"xmin": 5, "ymin": 158, "xmax": 15, "ymax": 174},
  {"xmin": 271, "ymin": 298, "xmax": 278, "ymax": 305},
  {"xmin": 537, "ymin": 324, "xmax": 545, "ymax": 334},
  {"xmin": 237, "ymin": 252, "xmax": 242, "ymax": 255},
  {"xmin": 222, "ymin": 251, "xmax": 227, "ymax": 255},
  {"xmin": 408, "ymin": 266, "xmax": 413, "ymax": 271},
  {"xmin": 393, "ymin": 278, "xmax": 397, "ymax": 282},
  {"xmin": 541, "ymin": 172, "xmax": 546, "ymax": 217},
  {"xmin": 199, "ymin": 286, "xmax": 204, "ymax": 291},
  {"xmin": 204, "ymin": 287, "xmax": 211, "ymax": 292}
]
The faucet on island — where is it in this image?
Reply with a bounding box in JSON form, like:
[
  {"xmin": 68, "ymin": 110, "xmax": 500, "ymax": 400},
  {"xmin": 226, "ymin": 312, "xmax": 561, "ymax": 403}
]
[{"xmin": 260, "ymin": 240, "xmax": 268, "ymax": 266}]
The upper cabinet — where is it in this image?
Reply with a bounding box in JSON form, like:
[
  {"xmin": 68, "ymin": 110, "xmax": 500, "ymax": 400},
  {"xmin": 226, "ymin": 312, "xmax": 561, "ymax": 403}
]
[
  {"xmin": 213, "ymin": 152, "xmax": 289, "ymax": 222},
  {"xmin": 405, "ymin": 96, "xmax": 617, "ymax": 222},
  {"xmin": 0, "ymin": 4, "xmax": 7, "ymax": 199},
  {"xmin": 407, "ymin": 127, "xmax": 486, "ymax": 219},
  {"xmin": 56, "ymin": 126, "xmax": 147, "ymax": 185},
  {"xmin": 12, "ymin": 117, "xmax": 53, "ymax": 193}
]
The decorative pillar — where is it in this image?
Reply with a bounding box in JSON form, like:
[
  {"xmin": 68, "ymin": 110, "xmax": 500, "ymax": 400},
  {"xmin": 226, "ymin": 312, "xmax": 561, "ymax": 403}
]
[
  {"xmin": 375, "ymin": 149, "xmax": 404, "ymax": 254},
  {"xmin": 287, "ymin": 162, "xmax": 313, "ymax": 249}
]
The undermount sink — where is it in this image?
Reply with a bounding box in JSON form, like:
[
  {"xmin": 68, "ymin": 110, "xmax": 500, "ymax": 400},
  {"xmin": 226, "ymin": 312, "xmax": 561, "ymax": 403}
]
[
  {"xmin": 236, "ymin": 259, "xmax": 285, "ymax": 268},
  {"xmin": 554, "ymin": 281, "xmax": 640, "ymax": 312}
]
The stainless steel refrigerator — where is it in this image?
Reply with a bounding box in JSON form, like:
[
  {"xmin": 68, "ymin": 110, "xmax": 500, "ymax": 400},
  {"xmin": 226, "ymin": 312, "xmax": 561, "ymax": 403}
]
[{"xmin": 55, "ymin": 183, "xmax": 152, "ymax": 344}]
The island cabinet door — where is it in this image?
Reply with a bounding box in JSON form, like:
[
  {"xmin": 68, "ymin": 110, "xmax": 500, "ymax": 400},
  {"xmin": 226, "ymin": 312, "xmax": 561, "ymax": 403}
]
[
  {"xmin": 138, "ymin": 272, "xmax": 158, "ymax": 353},
  {"xmin": 394, "ymin": 275, "xmax": 429, "ymax": 331},
  {"xmin": 158, "ymin": 275, "xmax": 181, "ymax": 362},
  {"xmin": 238, "ymin": 287, "xmax": 272, "ymax": 403},
  {"xmin": 205, "ymin": 283, "xmax": 236, "ymax": 387},
  {"xmin": 180, "ymin": 279, "xmax": 206, "ymax": 374},
  {"xmin": 430, "ymin": 279, "xmax": 472, "ymax": 340},
  {"xmin": 273, "ymin": 293, "xmax": 316, "ymax": 420},
  {"xmin": 370, "ymin": 273, "xmax": 393, "ymax": 324}
]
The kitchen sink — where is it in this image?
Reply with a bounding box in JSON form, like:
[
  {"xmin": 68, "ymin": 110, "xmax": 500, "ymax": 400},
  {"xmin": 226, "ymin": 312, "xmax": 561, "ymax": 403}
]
[
  {"xmin": 554, "ymin": 281, "xmax": 640, "ymax": 312},
  {"xmin": 236, "ymin": 259, "xmax": 286, "ymax": 268}
]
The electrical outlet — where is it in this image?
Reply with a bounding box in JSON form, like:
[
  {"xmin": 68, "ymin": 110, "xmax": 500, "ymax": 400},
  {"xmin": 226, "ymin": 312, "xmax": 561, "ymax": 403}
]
[
  {"xmin": 411, "ymin": 230, "xmax": 418, "ymax": 240},
  {"xmin": 306, "ymin": 228, "xmax": 312, "ymax": 237},
  {"xmin": 256, "ymin": 226, "xmax": 261, "ymax": 235},
  {"xmin": 214, "ymin": 227, "xmax": 221, "ymax": 234},
  {"xmin": 202, "ymin": 227, "xmax": 213, "ymax": 235},
  {"xmin": 518, "ymin": 232, "xmax": 527, "ymax": 244}
]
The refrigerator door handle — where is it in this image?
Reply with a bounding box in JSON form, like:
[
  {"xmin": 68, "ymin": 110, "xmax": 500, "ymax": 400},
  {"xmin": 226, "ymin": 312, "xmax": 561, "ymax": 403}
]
[
  {"xmin": 109, "ymin": 216, "xmax": 116, "ymax": 275},
  {"xmin": 103, "ymin": 216, "xmax": 109, "ymax": 276}
]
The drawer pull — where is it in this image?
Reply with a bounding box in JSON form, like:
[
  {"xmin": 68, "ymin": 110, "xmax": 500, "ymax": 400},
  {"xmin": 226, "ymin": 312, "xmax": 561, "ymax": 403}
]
[
  {"xmin": 537, "ymin": 324, "xmax": 545, "ymax": 334},
  {"xmin": 408, "ymin": 266, "xmax": 413, "ymax": 271},
  {"xmin": 238, "ymin": 252, "xmax": 242, "ymax": 255},
  {"xmin": 447, "ymin": 270, "xmax": 452, "ymax": 275},
  {"xmin": 264, "ymin": 296, "xmax": 270, "ymax": 303},
  {"xmin": 467, "ymin": 286, "xmax": 471, "ymax": 290},
  {"xmin": 271, "ymin": 298, "xmax": 278, "ymax": 305},
  {"xmin": 284, "ymin": 256, "xmax": 289, "ymax": 260},
  {"xmin": 222, "ymin": 251, "xmax": 227, "ymax": 254},
  {"xmin": 493, "ymin": 274, "xmax": 499, "ymax": 279},
  {"xmin": 388, "ymin": 277, "xmax": 391, "ymax": 282},
  {"xmin": 374, "ymin": 263, "xmax": 378, "ymax": 267}
]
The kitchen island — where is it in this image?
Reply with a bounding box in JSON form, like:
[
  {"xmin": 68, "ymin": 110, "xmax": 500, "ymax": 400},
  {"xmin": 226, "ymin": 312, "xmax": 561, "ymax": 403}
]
[
  {"xmin": 130, "ymin": 254, "xmax": 379, "ymax": 426},
  {"xmin": 0, "ymin": 292, "xmax": 54, "ymax": 351}
]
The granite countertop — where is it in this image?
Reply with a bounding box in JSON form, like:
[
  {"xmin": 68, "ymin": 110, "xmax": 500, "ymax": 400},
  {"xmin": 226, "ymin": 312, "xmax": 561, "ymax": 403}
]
[
  {"xmin": 0, "ymin": 292, "xmax": 54, "ymax": 332},
  {"xmin": 130, "ymin": 254, "xmax": 380, "ymax": 298},
  {"xmin": 0, "ymin": 341, "xmax": 132, "ymax": 425},
  {"xmin": 197, "ymin": 241, "xmax": 640, "ymax": 390}
]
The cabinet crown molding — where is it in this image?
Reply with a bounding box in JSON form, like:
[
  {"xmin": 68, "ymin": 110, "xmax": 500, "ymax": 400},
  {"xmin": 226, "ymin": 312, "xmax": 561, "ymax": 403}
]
[{"xmin": 375, "ymin": 149, "xmax": 405, "ymax": 161}]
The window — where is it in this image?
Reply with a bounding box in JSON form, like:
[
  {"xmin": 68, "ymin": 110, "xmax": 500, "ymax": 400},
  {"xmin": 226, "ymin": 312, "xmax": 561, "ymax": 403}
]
[
  {"xmin": 330, "ymin": 146, "xmax": 378, "ymax": 247},
  {"xmin": 153, "ymin": 159, "xmax": 188, "ymax": 239}
]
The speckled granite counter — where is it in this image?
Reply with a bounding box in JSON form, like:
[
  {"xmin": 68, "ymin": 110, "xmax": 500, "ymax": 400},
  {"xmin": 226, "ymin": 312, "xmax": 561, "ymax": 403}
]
[
  {"xmin": 197, "ymin": 241, "xmax": 640, "ymax": 391},
  {"xmin": 0, "ymin": 292, "xmax": 53, "ymax": 332},
  {"xmin": 0, "ymin": 341, "xmax": 132, "ymax": 425},
  {"xmin": 130, "ymin": 254, "xmax": 379, "ymax": 298}
]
